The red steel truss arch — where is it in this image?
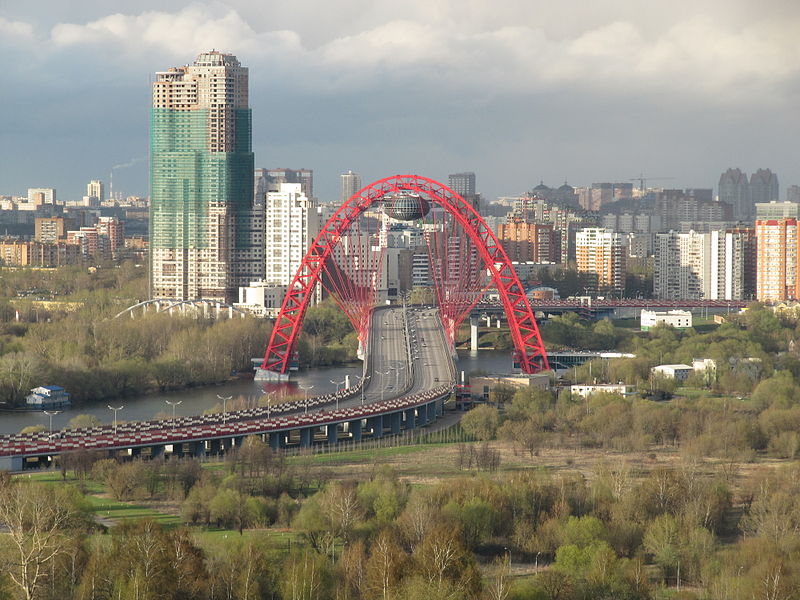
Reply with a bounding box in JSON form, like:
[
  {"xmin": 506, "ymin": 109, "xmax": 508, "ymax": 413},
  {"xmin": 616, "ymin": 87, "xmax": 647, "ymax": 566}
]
[{"xmin": 260, "ymin": 175, "xmax": 549, "ymax": 375}]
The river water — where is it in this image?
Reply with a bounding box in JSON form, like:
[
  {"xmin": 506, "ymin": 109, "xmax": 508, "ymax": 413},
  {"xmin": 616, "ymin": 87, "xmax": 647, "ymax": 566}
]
[{"xmin": 0, "ymin": 350, "xmax": 515, "ymax": 434}]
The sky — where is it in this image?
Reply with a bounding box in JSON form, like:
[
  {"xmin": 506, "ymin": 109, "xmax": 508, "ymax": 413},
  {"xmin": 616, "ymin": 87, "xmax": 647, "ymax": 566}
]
[{"xmin": 1, "ymin": 0, "xmax": 799, "ymax": 202}]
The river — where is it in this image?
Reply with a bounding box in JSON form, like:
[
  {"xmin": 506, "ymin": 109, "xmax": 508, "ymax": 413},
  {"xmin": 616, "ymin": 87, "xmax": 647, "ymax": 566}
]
[{"xmin": 0, "ymin": 350, "xmax": 516, "ymax": 435}]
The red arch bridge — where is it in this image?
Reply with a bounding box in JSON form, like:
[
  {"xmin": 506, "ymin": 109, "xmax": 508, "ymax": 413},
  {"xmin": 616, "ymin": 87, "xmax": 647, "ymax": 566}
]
[
  {"xmin": 258, "ymin": 174, "xmax": 548, "ymax": 379},
  {"xmin": 0, "ymin": 176, "xmax": 549, "ymax": 470}
]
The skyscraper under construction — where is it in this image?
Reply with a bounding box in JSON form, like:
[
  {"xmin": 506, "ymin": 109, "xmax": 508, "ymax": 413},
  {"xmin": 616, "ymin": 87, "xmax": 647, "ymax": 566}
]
[{"xmin": 150, "ymin": 51, "xmax": 262, "ymax": 302}]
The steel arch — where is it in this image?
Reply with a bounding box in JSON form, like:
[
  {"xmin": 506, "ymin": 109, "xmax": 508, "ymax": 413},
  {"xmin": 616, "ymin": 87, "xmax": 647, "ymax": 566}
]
[{"xmin": 260, "ymin": 175, "xmax": 549, "ymax": 374}]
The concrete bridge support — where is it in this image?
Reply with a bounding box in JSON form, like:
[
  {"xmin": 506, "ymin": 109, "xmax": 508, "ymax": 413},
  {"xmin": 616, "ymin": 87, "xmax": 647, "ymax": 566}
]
[
  {"xmin": 209, "ymin": 439, "xmax": 222, "ymax": 455},
  {"xmin": 404, "ymin": 408, "xmax": 416, "ymax": 430},
  {"xmin": 150, "ymin": 445, "xmax": 165, "ymax": 460},
  {"xmin": 189, "ymin": 441, "xmax": 206, "ymax": 457},
  {"xmin": 0, "ymin": 456, "xmax": 23, "ymax": 471},
  {"xmin": 416, "ymin": 406, "xmax": 426, "ymax": 426},
  {"xmin": 426, "ymin": 402, "xmax": 436, "ymax": 424},
  {"xmin": 368, "ymin": 417, "xmax": 383, "ymax": 438},
  {"xmin": 327, "ymin": 424, "xmax": 338, "ymax": 445},
  {"xmin": 391, "ymin": 412, "xmax": 402, "ymax": 434},
  {"xmin": 470, "ymin": 315, "xmax": 480, "ymax": 351},
  {"xmin": 300, "ymin": 427, "xmax": 313, "ymax": 447},
  {"xmin": 269, "ymin": 432, "xmax": 284, "ymax": 450},
  {"xmin": 349, "ymin": 419, "xmax": 362, "ymax": 442}
]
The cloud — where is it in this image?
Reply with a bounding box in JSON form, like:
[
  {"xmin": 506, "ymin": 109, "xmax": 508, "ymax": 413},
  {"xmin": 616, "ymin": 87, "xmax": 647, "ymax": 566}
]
[
  {"xmin": 3, "ymin": 1, "xmax": 800, "ymax": 201},
  {"xmin": 51, "ymin": 4, "xmax": 258, "ymax": 57},
  {"xmin": 0, "ymin": 17, "xmax": 35, "ymax": 39},
  {"xmin": 33, "ymin": 2, "xmax": 800, "ymax": 105}
]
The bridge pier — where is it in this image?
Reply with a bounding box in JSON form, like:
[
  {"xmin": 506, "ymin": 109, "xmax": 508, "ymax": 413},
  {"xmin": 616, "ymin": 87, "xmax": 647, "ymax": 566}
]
[
  {"xmin": 426, "ymin": 402, "xmax": 436, "ymax": 424},
  {"xmin": 189, "ymin": 441, "xmax": 206, "ymax": 457},
  {"xmin": 470, "ymin": 315, "xmax": 479, "ymax": 351},
  {"xmin": 349, "ymin": 419, "xmax": 362, "ymax": 442},
  {"xmin": 368, "ymin": 417, "xmax": 383, "ymax": 438},
  {"xmin": 391, "ymin": 412, "xmax": 402, "ymax": 434},
  {"xmin": 254, "ymin": 368, "xmax": 290, "ymax": 382},
  {"xmin": 268, "ymin": 432, "xmax": 283, "ymax": 450},
  {"xmin": 0, "ymin": 456, "xmax": 23, "ymax": 471},
  {"xmin": 404, "ymin": 408, "xmax": 416, "ymax": 430},
  {"xmin": 209, "ymin": 439, "xmax": 222, "ymax": 455},
  {"xmin": 170, "ymin": 443, "xmax": 184, "ymax": 458},
  {"xmin": 300, "ymin": 427, "xmax": 313, "ymax": 447},
  {"xmin": 327, "ymin": 424, "xmax": 338, "ymax": 445},
  {"xmin": 150, "ymin": 445, "xmax": 165, "ymax": 460}
]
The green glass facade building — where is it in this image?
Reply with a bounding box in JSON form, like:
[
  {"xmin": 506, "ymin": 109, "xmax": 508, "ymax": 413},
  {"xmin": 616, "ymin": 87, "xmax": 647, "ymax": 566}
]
[{"xmin": 150, "ymin": 51, "xmax": 262, "ymax": 303}]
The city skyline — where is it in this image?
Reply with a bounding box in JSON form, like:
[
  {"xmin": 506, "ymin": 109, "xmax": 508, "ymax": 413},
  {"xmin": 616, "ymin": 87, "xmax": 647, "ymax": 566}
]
[{"xmin": 1, "ymin": 1, "xmax": 799, "ymax": 202}]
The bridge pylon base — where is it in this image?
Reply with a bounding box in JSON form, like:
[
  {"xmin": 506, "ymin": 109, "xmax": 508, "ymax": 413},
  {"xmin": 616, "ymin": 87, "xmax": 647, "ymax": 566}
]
[{"xmin": 254, "ymin": 368, "xmax": 289, "ymax": 382}]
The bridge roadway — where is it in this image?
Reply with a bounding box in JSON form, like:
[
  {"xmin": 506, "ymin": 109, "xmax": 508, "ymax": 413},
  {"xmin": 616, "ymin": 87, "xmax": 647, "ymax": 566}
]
[{"xmin": 0, "ymin": 306, "xmax": 456, "ymax": 471}]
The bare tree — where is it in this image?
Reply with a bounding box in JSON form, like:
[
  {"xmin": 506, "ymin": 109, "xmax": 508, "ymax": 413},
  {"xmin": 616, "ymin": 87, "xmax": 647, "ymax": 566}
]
[
  {"xmin": 486, "ymin": 554, "xmax": 512, "ymax": 600},
  {"xmin": 0, "ymin": 481, "xmax": 76, "ymax": 600}
]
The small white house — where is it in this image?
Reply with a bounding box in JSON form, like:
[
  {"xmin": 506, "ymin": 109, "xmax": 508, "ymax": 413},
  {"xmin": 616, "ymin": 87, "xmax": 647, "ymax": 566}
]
[
  {"xmin": 651, "ymin": 364, "xmax": 693, "ymax": 381},
  {"xmin": 641, "ymin": 309, "xmax": 693, "ymax": 331},
  {"xmin": 570, "ymin": 383, "xmax": 635, "ymax": 398}
]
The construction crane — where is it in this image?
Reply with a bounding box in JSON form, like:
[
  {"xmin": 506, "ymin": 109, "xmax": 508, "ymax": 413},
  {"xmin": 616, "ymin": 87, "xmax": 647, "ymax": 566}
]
[{"xmin": 629, "ymin": 174, "xmax": 675, "ymax": 191}]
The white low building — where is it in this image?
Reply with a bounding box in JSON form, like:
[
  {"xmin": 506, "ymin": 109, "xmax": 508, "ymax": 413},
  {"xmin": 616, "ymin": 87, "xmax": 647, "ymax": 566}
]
[
  {"xmin": 641, "ymin": 309, "xmax": 692, "ymax": 330},
  {"xmin": 651, "ymin": 364, "xmax": 693, "ymax": 381},
  {"xmin": 234, "ymin": 280, "xmax": 287, "ymax": 317},
  {"xmin": 570, "ymin": 383, "xmax": 636, "ymax": 398}
]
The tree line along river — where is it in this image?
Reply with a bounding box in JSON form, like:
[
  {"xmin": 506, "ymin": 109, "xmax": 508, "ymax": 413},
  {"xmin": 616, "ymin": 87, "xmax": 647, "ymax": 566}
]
[{"xmin": 0, "ymin": 351, "xmax": 513, "ymax": 435}]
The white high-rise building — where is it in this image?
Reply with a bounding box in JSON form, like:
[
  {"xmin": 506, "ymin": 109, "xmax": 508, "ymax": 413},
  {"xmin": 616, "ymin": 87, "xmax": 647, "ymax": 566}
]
[
  {"xmin": 265, "ymin": 183, "xmax": 319, "ymax": 287},
  {"xmin": 27, "ymin": 188, "xmax": 56, "ymax": 205},
  {"xmin": 340, "ymin": 171, "xmax": 362, "ymax": 203},
  {"xmin": 87, "ymin": 180, "xmax": 104, "ymax": 202},
  {"xmin": 654, "ymin": 230, "xmax": 747, "ymax": 300}
]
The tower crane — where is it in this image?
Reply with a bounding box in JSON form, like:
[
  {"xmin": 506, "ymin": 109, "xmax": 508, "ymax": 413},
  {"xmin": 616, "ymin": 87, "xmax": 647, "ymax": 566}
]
[{"xmin": 629, "ymin": 174, "xmax": 675, "ymax": 191}]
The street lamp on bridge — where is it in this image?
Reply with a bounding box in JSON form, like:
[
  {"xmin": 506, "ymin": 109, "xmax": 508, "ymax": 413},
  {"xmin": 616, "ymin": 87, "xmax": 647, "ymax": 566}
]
[
  {"xmin": 165, "ymin": 400, "xmax": 182, "ymax": 429},
  {"xmin": 43, "ymin": 410, "xmax": 60, "ymax": 434},
  {"xmin": 330, "ymin": 379, "xmax": 346, "ymax": 409},
  {"xmin": 378, "ymin": 369, "xmax": 393, "ymax": 403},
  {"xmin": 299, "ymin": 384, "xmax": 314, "ymax": 414},
  {"xmin": 107, "ymin": 405, "xmax": 123, "ymax": 436},
  {"xmin": 217, "ymin": 395, "xmax": 232, "ymax": 425},
  {"xmin": 356, "ymin": 374, "xmax": 370, "ymax": 405},
  {"xmin": 262, "ymin": 390, "xmax": 276, "ymax": 419}
]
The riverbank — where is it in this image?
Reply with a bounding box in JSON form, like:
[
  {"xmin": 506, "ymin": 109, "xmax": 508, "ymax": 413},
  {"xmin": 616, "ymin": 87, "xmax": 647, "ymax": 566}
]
[{"xmin": 0, "ymin": 350, "xmax": 513, "ymax": 434}]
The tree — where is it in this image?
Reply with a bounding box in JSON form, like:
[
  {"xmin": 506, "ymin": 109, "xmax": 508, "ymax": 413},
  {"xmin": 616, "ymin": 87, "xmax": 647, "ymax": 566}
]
[
  {"xmin": 489, "ymin": 384, "xmax": 517, "ymax": 405},
  {"xmin": 316, "ymin": 480, "xmax": 364, "ymax": 543},
  {"xmin": 19, "ymin": 425, "xmax": 45, "ymax": 435},
  {"xmin": 487, "ymin": 553, "xmax": 512, "ymax": 600},
  {"xmin": 643, "ymin": 514, "xmax": 680, "ymax": 582},
  {"xmin": 461, "ymin": 405, "xmax": 500, "ymax": 441},
  {"xmin": 280, "ymin": 549, "xmax": 331, "ymax": 600},
  {"xmin": 0, "ymin": 481, "xmax": 82, "ymax": 600},
  {"xmin": 366, "ymin": 529, "xmax": 406, "ymax": 600},
  {"xmin": 67, "ymin": 414, "xmax": 102, "ymax": 430}
]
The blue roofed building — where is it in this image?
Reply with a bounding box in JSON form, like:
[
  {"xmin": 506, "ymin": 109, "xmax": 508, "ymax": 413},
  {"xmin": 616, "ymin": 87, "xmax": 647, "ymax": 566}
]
[{"xmin": 25, "ymin": 385, "xmax": 71, "ymax": 409}]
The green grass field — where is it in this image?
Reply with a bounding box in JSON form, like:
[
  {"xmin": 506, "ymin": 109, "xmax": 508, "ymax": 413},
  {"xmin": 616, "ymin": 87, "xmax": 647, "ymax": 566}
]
[{"xmin": 87, "ymin": 495, "xmax": 181, "ymax": 527}]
